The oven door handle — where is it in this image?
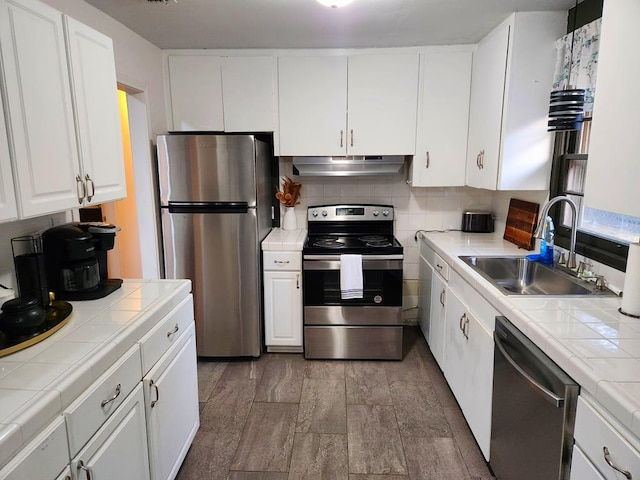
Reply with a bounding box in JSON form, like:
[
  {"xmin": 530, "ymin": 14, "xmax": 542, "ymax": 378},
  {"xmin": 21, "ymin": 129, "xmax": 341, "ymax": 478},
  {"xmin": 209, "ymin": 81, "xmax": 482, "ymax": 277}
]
[{"xmin": 304, "ymin": 258, "xmax": 403, "ymax": 270}]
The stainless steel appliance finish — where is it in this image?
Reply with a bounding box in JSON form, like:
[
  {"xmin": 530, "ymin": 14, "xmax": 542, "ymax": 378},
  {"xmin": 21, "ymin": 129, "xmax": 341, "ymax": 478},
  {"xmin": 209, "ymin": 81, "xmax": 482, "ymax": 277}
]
[
  {"xmin": 304, "ymin": 326, "xmax": 403, "ymax": 359},
  {"xmin": 293, "ymin": 156, "xmax": 405, "ymax": 177},
  {"xmin": 302, "ymin": 204, "xmax": 403, "ymax": 360},
  {"xmin": 157, "ymin": 134, "xmax": 272, "ymax": 357},
  {"xmin": 461, "ymin": 210, "xmax": 494, "ymax": 233},
  {"xmin": 491, "ymin": 316, "xmax": 579, "ymax": 480}
]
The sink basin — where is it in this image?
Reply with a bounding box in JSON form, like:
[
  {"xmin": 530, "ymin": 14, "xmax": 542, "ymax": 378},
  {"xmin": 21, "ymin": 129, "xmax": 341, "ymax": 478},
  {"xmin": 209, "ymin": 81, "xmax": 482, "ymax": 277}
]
[{"xmin": 459, "ymin": 256, "xmax": 615, "ymax": 296}]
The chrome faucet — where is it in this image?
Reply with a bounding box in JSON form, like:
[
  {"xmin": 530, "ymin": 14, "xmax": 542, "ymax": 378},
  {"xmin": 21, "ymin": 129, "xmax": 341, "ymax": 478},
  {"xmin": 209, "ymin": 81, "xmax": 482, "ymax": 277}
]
[{"xmin": 535, "ymin": 196, "xmax": 578, "ymax": 269}]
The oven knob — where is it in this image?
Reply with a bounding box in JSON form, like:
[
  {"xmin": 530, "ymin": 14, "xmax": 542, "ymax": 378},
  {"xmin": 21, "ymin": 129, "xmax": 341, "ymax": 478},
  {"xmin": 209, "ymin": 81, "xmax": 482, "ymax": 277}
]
[
  {"xmin": 373, "ymin": 210, "xmax": 379, "ymax": 216},
  {"xmin": 312, "ymin": 210, "xmax": 318, "ymax": 217},
  {"xmin": 322, "ymin": 210, "xmax": 328, "ymax": 217},
  {"xmin": 382, "ymin": 209, "xmax": 389, "ymax": 217}
]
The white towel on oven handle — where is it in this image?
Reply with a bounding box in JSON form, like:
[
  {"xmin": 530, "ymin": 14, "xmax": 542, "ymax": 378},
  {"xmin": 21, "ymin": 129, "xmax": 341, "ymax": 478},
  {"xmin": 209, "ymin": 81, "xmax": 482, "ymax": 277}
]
[{"xmin": 340, "ymin": 254, "xmax": 363, "ymax": 299}]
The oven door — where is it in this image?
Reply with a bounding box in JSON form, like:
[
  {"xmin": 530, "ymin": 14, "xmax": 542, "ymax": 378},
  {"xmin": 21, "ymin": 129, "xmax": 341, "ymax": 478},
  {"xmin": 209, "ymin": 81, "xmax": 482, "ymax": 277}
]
[{"xmin": 303, "ymin": 254, "xmax": 403, "ymax": 326}]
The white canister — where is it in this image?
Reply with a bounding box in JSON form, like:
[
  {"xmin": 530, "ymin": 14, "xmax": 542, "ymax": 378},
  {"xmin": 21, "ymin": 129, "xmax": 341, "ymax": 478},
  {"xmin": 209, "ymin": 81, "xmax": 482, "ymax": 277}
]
[{"xmin": 282, "ymin": 207, "xmax": 297, "ymax": 231}]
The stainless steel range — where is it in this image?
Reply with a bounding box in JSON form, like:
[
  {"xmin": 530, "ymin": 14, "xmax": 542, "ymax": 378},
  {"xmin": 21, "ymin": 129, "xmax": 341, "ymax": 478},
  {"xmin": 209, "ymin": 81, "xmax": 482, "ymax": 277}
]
[{"xmin": 302, "ymin": 204, "xmax": 404, "ymax": 360}]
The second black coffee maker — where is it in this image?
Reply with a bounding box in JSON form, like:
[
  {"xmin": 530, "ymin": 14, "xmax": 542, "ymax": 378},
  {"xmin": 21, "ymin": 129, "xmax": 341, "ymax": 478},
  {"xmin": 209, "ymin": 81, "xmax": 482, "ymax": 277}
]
[{"xmin": 42, "ymin": 223, "xmax": 122, "ymax": 301}]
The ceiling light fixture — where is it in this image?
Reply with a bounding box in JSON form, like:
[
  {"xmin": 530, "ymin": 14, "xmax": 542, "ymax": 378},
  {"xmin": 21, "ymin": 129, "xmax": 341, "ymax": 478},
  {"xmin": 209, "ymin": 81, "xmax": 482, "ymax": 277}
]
[
  {"xmin": 316, "ymin": 0, "xmax": 355, "ymax": 8},
  {"xmin": 547, "ymin": 0, "xmax": 585, "ymax": 132}
]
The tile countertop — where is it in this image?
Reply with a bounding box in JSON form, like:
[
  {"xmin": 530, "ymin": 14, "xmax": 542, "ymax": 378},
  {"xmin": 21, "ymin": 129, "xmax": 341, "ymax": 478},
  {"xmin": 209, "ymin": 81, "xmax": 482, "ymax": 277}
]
[
  {"xmin": 262, "ymin": 228, "xmax": 307, "ymax": 251},
  {"xmin": 0, "ymin": 279, "xmax": 191, "ymax": 468},
  {"xmin": 420, "ymin": 231, "xmax": 640, "ymax": 444}
]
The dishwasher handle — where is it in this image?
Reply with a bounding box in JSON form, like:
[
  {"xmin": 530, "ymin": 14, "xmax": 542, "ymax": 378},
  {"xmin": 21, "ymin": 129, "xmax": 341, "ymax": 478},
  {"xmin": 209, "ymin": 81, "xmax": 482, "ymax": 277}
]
[{"xmin": 493, "ymin": 331, "xmax": 565, "ymax": 408}]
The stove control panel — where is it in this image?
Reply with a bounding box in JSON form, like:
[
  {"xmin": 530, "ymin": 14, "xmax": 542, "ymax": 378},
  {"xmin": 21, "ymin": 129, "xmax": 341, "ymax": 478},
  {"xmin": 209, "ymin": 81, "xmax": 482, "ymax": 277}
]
[{"xmin": 308, "ymin": 205, "xmax": 394, "ymax": 222}]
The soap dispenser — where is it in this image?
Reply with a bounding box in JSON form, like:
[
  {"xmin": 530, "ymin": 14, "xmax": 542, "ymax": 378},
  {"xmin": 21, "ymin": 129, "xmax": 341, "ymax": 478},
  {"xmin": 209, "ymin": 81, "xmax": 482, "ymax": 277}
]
[{"xmin": 539, "ymin": 216, "xmax": 555, "ymax": 265}]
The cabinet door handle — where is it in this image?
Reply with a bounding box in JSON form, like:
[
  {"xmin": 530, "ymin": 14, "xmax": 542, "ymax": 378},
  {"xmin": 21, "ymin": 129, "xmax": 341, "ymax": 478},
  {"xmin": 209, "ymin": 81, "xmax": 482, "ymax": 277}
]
[
  {"xmin": 476, "ymin": 152, "xmax": 481, "ymax": 169},
  {"xmin": 100, "ymin": 383, "xmax": 121, "ymax": 408},
  {"xmin": 439, "ymin": 289, "xmax": 445, "ymax": 307},
  {"xmin": 76, "ymin": 175, "xmax": 86, "ymax": 204},
  {"xmin": 350, "ymin": 129, "xmax": 354, "ymax": 147},
  {"xmin": 167, "ymin": 323, "xmax": 179, "ymax": 338},
  {"xmin": 150, "ymin": 379, "xmax": 159, "ymax": 407},
  {"xmin": 463, "ymin": 316, "xmax": 469, "ymax": 339},
  {"xmin": 425, "ymin": 151, "xmax": 430, "ymax": 169},
  {"xmin": 296, "ymin": 273, "xmax": 300, "ymax": 289},
  {"xmin": 459, "ymin": 313, "xmax": 466, "ymax": 333},
  {"xmin": 84, "ymin": 174, "xmax": 95, "ymax": 202},
  {"xmin": 603, "ymin": 446, "xmax": 632, "ymax": 479},
  {"xmin": 480, "ymin": 149, "xmax": 485, "ymax": 170},
  {"xmin": 340, "ymin": 130, "xmax": 344, "ymax": 147},
  {"xmin": 274, "ymin": 260, "xmax": 290, "ymax": 265},
  {"xmin": 77, "ymin": 460, "xmax": 92, "ymax": 480}
]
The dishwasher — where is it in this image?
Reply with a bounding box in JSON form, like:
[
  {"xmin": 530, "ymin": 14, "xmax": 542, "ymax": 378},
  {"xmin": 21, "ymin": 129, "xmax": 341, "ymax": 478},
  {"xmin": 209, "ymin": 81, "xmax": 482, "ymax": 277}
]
[{"xmin": 490, "ymin": 316, "xmax": 579, "ymax": 480}]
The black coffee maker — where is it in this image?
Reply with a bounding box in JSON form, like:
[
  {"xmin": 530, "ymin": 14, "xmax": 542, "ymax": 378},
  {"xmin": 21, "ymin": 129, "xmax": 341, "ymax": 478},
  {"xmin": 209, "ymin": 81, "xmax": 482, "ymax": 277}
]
[{"xmin": 42, "ymin": 223, "xmax": 122, "ymax": 301}]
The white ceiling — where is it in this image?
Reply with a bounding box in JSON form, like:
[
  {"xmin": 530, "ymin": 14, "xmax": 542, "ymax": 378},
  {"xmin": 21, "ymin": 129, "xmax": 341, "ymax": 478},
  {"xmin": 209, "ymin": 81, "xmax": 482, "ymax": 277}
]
[{"xmin": 83, "ymin": 0, "xmax": 574, "ymax": 50}]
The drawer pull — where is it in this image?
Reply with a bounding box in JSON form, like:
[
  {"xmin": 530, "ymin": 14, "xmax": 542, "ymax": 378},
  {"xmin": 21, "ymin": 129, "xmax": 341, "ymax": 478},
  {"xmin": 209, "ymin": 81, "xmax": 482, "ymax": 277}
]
[
  {"xmin": 167, "ymin": 323, "xmax": 179, "ymax": 337},
  {"xmin": 100, "ymin": 383, "xmax": 121, "ymax": 408},
  {"xmin": 603, "ymin": 446, "xmax": 632, "ymax": 479},
  {"xmin": 274, "ymin": 260, "xmax": 290, "ymax": 265},
  {"xmin": 150, "ymin": 379, "xmax": 159, "ymax": 407},
  {"xmin": 436, "ymin": 263, "xmax": 443, "ymax": 271},
  {"xmin": 77, "ymin": 460, "xmax": 93, "ymax": 480}
]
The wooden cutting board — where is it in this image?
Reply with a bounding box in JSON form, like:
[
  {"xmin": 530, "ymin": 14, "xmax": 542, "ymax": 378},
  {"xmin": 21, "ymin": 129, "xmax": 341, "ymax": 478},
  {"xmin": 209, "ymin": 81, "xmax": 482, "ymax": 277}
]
[{"xmin": 503, "ymin": 198, "xmax": 540, "ymax": 250}]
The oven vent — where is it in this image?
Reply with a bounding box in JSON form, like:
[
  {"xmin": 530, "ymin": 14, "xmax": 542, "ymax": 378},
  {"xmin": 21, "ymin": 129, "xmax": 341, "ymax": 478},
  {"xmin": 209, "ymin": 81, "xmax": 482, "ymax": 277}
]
[{"xmin": 292, "ymin": 156, "xmax": 405, "ymax": 177}]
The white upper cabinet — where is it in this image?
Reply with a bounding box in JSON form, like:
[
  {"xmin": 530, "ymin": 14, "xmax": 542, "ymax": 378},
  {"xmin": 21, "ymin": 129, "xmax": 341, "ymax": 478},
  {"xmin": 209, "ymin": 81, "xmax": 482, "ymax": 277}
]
[
  {"xmin": 0, "ymin": 0, "xmax": 82, "ymax": 218},
  {"xmin": 278, "ymin": 53, "xmax": 419, "ymax": 156},
  {"xmin": 168, "ymin": 54, "xmax": 224, "ymax": 131},
  {"xmin": 0, "ymin": 95, "xmax": 17, "ymax": 223},
  {"xmin": 584, "ymin": 0, "xmax": 640, "ymax": 218},
  {"xmin": 346, "ymin": 53, "xmax": 419, "ymax": 156},
  {"xmin": 166, "ymin": 54, "xmax": 276, "ymax": 133},
  {"xmin": 411, "ymin": 50, "xmax": 472, "ymax": 187},
  {"xmin": 278, "ymin": 55, "xmax": 348, "ymax": 156},
  {"xmin": 65, "ymin": 17, "xmax": 126, "ymax": 206},
  {"xmin": 222, "ymin": 56, "xmax": 276, "ymax": 132},
  {"xmin": 466, "ymin": 12, "xmax": 565, "ymax": 191}
]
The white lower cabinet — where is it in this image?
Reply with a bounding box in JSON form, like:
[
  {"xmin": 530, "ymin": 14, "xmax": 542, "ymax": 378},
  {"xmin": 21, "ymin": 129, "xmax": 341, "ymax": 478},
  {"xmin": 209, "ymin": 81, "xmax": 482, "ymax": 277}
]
[
  {"xmin": 143, "ymin": 323, "xmax": 199, "ymax": 480},
  {"xmin": 55, "ymin": 467, "xmax": 72, "ymax": 480},
  {"xmin": 72, "ymin": 385, "xmax": 150, "ymax": 480},
  {"xmin": 418, "ymin": 253, "xmax": 432, "ymax": 341},
  {"xmin": 0, "ymin": 417, "xmax": 69, "ymax": 480},
  {"xmin": 443, "ymin": 287, "xmax": 494, "ymax": 460},
  {"xmin": 571, "ymin": 445, "xmax": 606, "ymax": 480},
  {"xmin": 263, "ymin": 251, "xmax": 303, "ymax": 351},
  {"xmin": 428, "ymin": 270, "xmax": 447, "ymax": 370},
  {"xmin": 573, "ymin": 395, "xmax": 640, "ymax": 480}
]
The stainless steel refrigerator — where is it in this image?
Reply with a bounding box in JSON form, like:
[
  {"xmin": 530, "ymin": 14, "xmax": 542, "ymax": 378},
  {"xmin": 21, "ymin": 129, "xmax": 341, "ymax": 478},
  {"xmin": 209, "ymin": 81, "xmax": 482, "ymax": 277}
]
[{"xmin": 157, "ymin": 134, "xmax": 273, "ymax": 357}]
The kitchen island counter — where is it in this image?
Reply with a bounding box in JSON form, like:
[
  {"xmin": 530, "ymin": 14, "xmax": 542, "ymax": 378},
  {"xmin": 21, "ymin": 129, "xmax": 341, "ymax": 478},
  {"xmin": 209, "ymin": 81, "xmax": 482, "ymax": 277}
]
[{"xmin": 0, "ymin": 278, "xmax": 191, "ymax": 470}]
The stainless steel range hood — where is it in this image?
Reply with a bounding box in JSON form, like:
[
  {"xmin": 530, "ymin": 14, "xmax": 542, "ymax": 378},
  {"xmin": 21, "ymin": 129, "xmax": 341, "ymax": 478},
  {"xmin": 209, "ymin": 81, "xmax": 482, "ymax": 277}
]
[{"xmin": 292, "ymin": 156, "xmax": 405, "ymax": 176}]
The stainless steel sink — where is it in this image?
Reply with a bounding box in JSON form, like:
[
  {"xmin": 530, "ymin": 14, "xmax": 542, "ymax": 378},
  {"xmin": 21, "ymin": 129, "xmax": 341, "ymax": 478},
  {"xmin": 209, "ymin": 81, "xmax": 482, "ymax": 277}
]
[{"xmin": 459, "ymin": 256, "xmax": 615, "ymax": 296}]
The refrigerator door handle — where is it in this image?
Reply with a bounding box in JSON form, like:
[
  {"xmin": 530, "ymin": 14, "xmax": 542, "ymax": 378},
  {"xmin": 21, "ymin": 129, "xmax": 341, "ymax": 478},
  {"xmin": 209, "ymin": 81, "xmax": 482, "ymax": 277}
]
[{"xmin": 167, "ymin": 201, "xmax": 249, "ymax": 214}]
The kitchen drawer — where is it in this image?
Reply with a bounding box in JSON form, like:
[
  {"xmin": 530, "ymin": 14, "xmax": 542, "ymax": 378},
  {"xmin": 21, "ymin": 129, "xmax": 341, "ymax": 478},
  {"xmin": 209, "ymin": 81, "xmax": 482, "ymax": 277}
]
[
  {"xmin": 433, "ymin": 253, "xmax": 449, "ymax": 281},
  {"xmin": 0, "ymin": 416, "xmax": 68, "ymax": 480},
  {"xmin": 64, "ymin": 345, "xmax": 142, "ymax": 457},
  {"xmin": 571, "ymin": 445, "xmax": 606, "ymax": 480},
  {"xmin": 139, "ymin": 295, "xmax": 194, "ymax": 374},
  {"xmin": 264, "ymin": 251, "xmax": 301, "ymax": 271},
  {"xmin": 419, "ymin": 240, "xmax": 435, "ymax": 268},
  {"xmin": 449, "ymin": 268, "xmax": 498, "ymax": 332},
  {"xmin": 574, "ymin": 395, "xmax": 640, "ymax": 480}
]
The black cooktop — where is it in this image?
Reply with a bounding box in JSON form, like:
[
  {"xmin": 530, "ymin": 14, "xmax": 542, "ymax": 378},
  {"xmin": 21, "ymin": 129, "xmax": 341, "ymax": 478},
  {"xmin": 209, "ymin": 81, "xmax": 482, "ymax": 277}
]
[{"xmin": 303, "ymin": 234, "xmax": 403, "ymax": 255}]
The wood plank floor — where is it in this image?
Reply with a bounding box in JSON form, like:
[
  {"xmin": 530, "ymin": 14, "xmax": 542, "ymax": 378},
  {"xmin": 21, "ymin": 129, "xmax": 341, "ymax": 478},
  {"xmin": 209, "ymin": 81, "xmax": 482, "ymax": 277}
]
[{"xmin": 176, "ymin": 327, "xmax": 496, "ymax": 480}]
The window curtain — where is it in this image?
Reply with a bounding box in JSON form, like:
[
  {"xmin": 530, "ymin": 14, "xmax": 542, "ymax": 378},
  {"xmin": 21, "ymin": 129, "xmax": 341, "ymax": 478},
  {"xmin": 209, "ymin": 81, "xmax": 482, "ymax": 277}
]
[{"xmin": 552, "ymin": 18, "xmax": 601, "ymax": 113}]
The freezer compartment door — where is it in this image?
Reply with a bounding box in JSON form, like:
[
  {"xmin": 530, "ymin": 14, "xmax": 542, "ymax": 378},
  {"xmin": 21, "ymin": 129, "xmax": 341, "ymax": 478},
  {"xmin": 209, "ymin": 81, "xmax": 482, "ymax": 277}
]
[
  {"xmin": 157, "ymin": 134, "xmax": 259, "ymax": 205},
  {"xmin": 161, "ymin": 208, "xmax": 261, "ymax": 357}
]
